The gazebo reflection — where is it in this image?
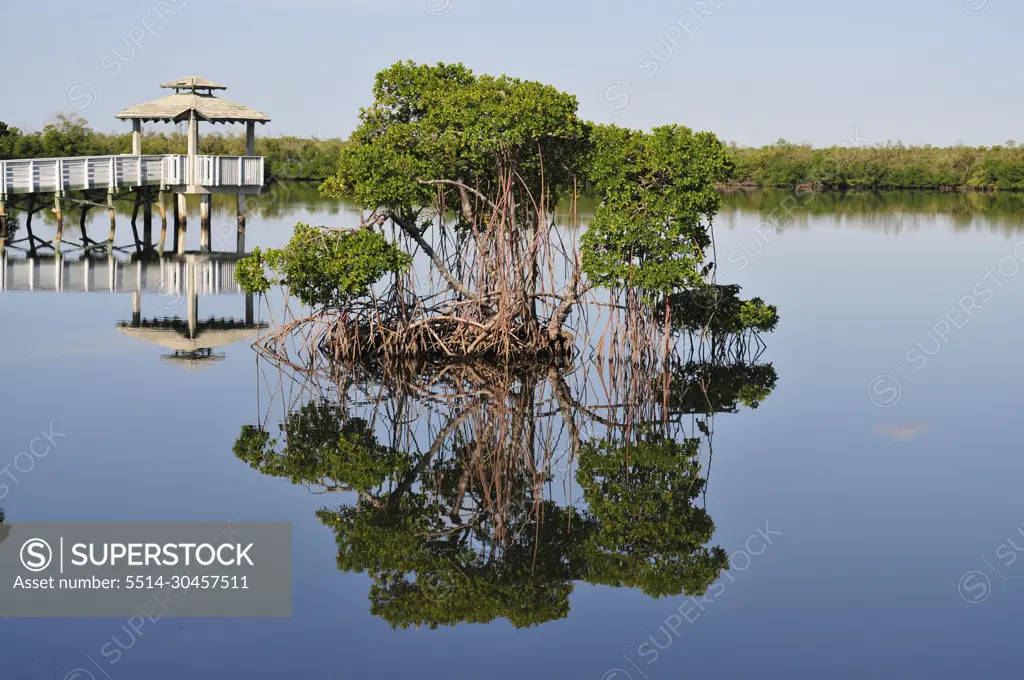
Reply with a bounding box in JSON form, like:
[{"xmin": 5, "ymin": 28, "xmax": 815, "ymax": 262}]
[
  {"xmin": 112, "ymin": 254, "xmax": 267, "ymax": 370},
  {"xmin": 117, "ymin": 316, "xmax": 265, "ymax": 371},
  {"xmin": 1, "ymin": 250, "xmax": 264, "ymax": 369}
]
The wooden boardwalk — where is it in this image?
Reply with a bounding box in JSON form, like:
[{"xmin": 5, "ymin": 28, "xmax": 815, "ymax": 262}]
[
  {"xmin": 0, "ymin": 76, "xmax": 271, "ymax": 256},
  {"xmin": 0, "ymin": 154, "xmax": 264, "ymax": 198}
]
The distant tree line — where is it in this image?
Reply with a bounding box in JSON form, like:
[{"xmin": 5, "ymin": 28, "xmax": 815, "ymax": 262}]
[
  {"xmin": 728, "ymin": 139, "xmax": 1024, "ymax": 191},
  {"xmin": 0, "ymin": 114, "xmax": 347, "ymax": 181},
  {"xmin": 7, "ymin": 116, "xmax": 1024, "ymax": 190}
]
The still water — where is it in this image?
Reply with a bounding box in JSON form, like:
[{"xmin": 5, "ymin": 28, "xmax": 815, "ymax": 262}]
[{"xmin": 3, "ymin": 187, "xmax": 1024, "ymax": 679}]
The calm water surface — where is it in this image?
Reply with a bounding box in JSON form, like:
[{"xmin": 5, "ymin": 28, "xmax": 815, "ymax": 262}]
[{"xmin": 3, "ymin": 188, "xmax": 1024, "ymax": 679}]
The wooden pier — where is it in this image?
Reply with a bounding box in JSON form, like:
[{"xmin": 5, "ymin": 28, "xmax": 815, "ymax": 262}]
[{"xmin": 0, "ymin": 76, "xmax": 269, "ymax": 257}]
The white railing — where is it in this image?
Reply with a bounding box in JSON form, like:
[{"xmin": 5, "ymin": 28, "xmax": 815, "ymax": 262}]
[
  {"xmin": 163, "ymin": 155, "xmax": 188, "ymax": 186},
  {"xmin": 194, "ymin": 156, "xmax": 264, "ymax": 188},
  {"xmin": 0, "ymin": 154, "xmax": 265, "ymax": 197}
]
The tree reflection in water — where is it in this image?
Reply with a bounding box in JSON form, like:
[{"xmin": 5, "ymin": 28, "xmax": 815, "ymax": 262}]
[{"xmin": 234, "ymin": 301, "xmax": 777, "ymax": 629}]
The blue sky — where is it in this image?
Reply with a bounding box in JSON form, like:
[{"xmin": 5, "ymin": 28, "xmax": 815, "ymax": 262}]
[{"xmin": 1, "ymin": 0, "xmax": 1019, "ymax": 146}]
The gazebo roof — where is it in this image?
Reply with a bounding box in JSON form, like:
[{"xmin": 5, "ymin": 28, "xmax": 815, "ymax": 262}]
[
  {"xmin": 161, "ymin": 76, "xmax": 227, "ymax": 92},
  {"xmin": 116, "ymin": 77, "xmax": 270, "ymax": 124},
  {"xmin": 116, "ymin": 318, "xmax": 268, "ymax": 353}
]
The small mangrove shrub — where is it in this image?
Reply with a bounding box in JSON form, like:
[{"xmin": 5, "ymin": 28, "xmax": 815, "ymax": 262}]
[{"xmin": 236, "ymin": 223, "xmax": 410, "ymax": 307}]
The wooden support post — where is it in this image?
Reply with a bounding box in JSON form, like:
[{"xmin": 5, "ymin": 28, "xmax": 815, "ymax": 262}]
[
  {"xmin": 200, "ymin": 194, "xmax": 211, "ymax": 253},
  {"xmin": 132, "ymin": 119, "xmax": 142, "ymax": 156},
  {"xmin": 176, "ymin": 193, "xmax": 187, "ymax": 255},
  {"xmin": 106, "ymin": 192, "xmax": 116, "ymax": 255},
  {"xmin": 236, "ymin": 194, "xmax": 247, "ymax": 254},
  {"xmin": 157, "ymin": 191, "xmax": 168, "ymax": 254},
  {"xmin": 26, "ymin": 196, "xmax": 37, "ymax": 258},
  {"xmin": 132, "ymin": 290, "xmax": 141, "ymax": 326},
  {"xmin": 0, "ymin": 199, "xmax": 7, "ymax": 252},
  {"xmin": 143, "ymin": 189, "xmax": 153, "ymax": 254},
  {"xmin": 245, "ymin": 121, "xmax": 256, "ymax": 157},
  {"xmin": 130, "ymin": 193, "xmax": 142, "ymax": 255},
  {"xmin": 186, "ymin": 258, "xmax": 198, "ymax": 338},
  {"xmin": 173, "ymin": 193, "xmax": 181, "ymax": 253},
  {"xmin": 79, "ymin": 204, "xmax": 92, "ymax": 248},
  {"xmin": 188, "ymin": 112, "xmax": 198, "ymax": 189},
  {"xmin": 54, "ymin": 195, "xmax": 64, "ymax": 252}
]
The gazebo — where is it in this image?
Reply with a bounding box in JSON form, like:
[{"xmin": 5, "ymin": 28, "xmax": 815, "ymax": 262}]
[
  {"xmin": 116, "ymin": 76, "xmax": 270, "ymax": 176},
  {"xmin": 0, "ymin": 76, "xmax": 270, "ymax": 256},
  {"xmin": 115, "ymin": 76, "xmax": 271, "ymax": 253}
]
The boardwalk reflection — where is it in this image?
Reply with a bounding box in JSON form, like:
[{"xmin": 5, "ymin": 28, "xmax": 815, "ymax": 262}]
[{"xmin": 1, "ymin": 252, "xmax": 266, "ymax": 369}]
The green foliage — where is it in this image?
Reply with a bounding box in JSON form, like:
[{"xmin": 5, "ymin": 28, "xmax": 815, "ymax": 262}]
[
  {"xmin": 0, "ymin": 121, "xmax": 15, "ymax": 158},
  {"xmin": 321, "ymin": 60, "xmax": 590, "ymax": 226},
  {"xmin": 738, "ymin": 298, "xmax": 779, "ymax": 332},
  {"xmin": 369, "ymin": 566, "xmax": 573, "ymax": 630},
  {"xmin": 233, "ymin": 223, "xmax": 410, "ymax": 308},
  {"xmin": 238, "ymin": 385, "xmax": 734, "ymax": 628},
  {"xmin": 318, "ymin": 501, "xmax": 433, "ymax": 576},
  {"xmin": 581, "ymin": 124, "xmax": 733, "ymax": 297},
  {"xmin": 323, "ymin": 500, "xmax": 583, "ymax": 630},
  {"xmin": 233, "ymin": 247, "xmax": 272, "ymax": 294},
  {"xmin": 728, "ymin": 141, "xmax": 1024, "ymax": 190},
  {"xmin": 665, "ymin": 285, "xmax": 779, "ymax": 335},
  {"xmin": 233, "ymin": 401, "xmax": 409, "ymax": 491},
  {"xmin": 577, "ymin": 433, "xmax": 727, "ymax": 598},
  {"xmin": 0, "ymin": 214, "xmax": 20, "ymax": 240},
  {"xmin": 40, "ymin": 114, "xmax": 93, "ymax": 157},
  {"xmin": 658, "ymin": 360, "xmax": 779, "ymax": 412}
]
